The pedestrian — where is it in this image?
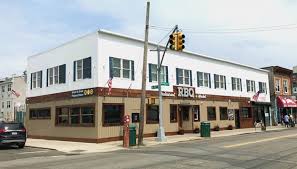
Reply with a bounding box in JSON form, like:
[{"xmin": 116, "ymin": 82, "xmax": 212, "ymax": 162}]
[{"xmin": 284, "ymin": 114, "xmax": 289, "ymax": 128}]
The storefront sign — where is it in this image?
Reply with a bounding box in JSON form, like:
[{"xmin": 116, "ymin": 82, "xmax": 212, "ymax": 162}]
[
  {"xmin": 161, "ymin": 92, "xmax": 175, "ymax": 97},
  {"xmin": 196, "ymin": 94, "xmax": 207, "ymax": 99},
  {"xmin": 174, "ymin": 86, "xmax": 195, "ymax": 98},
  {"xmin": 72, "ymin": 88, "xmax": 94, "ymax": 98}
]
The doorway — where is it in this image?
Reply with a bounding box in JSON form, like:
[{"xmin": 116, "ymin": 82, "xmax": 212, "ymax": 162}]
[
  {"xmin": 178, "ymin": 106, "xmax": 191, "ymax": 130},
  {"xmin": 235, "ymin": 109, "xmax": 240, "ymax": 129}
]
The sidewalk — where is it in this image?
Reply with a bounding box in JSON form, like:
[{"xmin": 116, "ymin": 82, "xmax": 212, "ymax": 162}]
[{"xmin": 26, "ymin": 126, "xmax": 287, "ymax": 154}]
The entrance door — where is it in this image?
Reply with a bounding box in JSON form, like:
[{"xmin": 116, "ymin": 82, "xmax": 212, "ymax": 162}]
[
  {"xmin": 235, "ymin": 109, "xmax": 240, "ymax": 129},
  {"xmin": 178, "ymin": 106, "xmax": 191, "ymax": 130}
]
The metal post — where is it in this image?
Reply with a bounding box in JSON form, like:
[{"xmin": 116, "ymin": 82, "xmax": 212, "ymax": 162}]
[{"xmin": 156, "ymin": 46, "xmax": 166, "ymax": 142}]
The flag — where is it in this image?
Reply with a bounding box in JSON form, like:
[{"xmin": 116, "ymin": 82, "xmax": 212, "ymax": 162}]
[
  {"xmin": 11, "ymin": 89, "xmax": 20, "ymax": 97},
  {"xmin": 107, "ymin": 78, "xmax": 113, "ymax": 95},
  {"xmin": 252, "ymin": 91, "xmax": 260, "ymax": 101}
]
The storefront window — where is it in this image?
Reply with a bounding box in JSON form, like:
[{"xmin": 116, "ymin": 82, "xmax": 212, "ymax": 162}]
[
  {"xmin": 81, "ymin": 107, "xmax": 94, "ymax": 124},
  {"xmin": 71, "ymin": 107, "xmax": 80, "ymax": 124},
  {"xmin": 29, "ymin": 108, "xmax": 51, "ymax": 119},
  {"xmin": 207, "ymin": 107, "xmax": 216, "ymax": 121},
  {"xmin": 193, "ymin": 106, "xmax": 200, "ymax": 122},
  {"xmin": 170, "ymin": 105, "xmax": 177, "ymax": 123},
  {"xmin": 241, "ymin": 107, "xmax": 251, "ymax": 118},
  {"xmin": 220, "ymin": 107, "xmax": 228, "ymax": 120},
  {"xmin": 147, "ymin": 105, "xmax": 159, "ymax": 124},
  {"xmin": 103, "ymin": 104, "xmax": 124, "ymax": 126}
]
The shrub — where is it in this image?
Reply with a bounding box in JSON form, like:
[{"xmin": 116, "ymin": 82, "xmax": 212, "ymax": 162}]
[
  {"xmin": 178, "ymin": 128, "xmax": 185, "ymax": 135},
  {"xmin": 213, "ymin": 125, "xmax": 220, "ymax": 131},
  {"xmin": 227, "ymin": 125, "xmax": 233, "ymax": 130}
]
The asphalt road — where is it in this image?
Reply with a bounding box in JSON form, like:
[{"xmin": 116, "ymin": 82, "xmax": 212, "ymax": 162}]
[{"xmin": 2, "ymin": 128, "xmax": 297, "ymax": 169}]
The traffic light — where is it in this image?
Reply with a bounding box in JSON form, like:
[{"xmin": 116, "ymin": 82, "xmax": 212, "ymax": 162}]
[
  {"xmin": 176, "ymin": 32, "xmax": 185, "ymax": 51},
  {"xmin": 169, "ymin": 32, "xmax": 178, "ymax": 50}
]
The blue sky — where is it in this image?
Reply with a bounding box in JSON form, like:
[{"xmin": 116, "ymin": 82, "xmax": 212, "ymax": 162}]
[{"xmin": 1, "ymin": 0, "xmax": 297, "ymax": 78}]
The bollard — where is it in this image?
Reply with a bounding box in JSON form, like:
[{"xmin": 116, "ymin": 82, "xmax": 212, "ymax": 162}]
[{"xmin": 123, "ymin": 115, "xmax": 130, "ymax": 148}]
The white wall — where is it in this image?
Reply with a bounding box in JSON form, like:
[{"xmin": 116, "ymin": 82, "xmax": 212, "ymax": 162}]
[
  {"xmin": 27, "ymin": 32, "xmax": 98, "ymax": 97},
  {"xmin": 98, "ymin": 31, "xmax": 270, "ymax": 103}
]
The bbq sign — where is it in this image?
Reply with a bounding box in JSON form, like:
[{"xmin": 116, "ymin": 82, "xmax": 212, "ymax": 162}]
[
  {"xmin": 174, "ymin": 86, "xmax": 195, "ymax": 98},
  {"xmin": 72, "ymin": 88, "xmax": 94, "ymax": 98}
]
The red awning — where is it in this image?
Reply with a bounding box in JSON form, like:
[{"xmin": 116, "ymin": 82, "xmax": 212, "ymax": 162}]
[{"xmin": 277, "ymin": 96, "xmax": 297, "ymax": 108}]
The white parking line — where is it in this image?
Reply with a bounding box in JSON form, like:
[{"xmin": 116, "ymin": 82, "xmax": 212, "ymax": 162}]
[
  {"xmin": 224, "ymin": 133, "xmax": 297, "ymax": 148},
  {"xmin": 18, "ymin": 150, "xmax": 49, "ymax": 155}
]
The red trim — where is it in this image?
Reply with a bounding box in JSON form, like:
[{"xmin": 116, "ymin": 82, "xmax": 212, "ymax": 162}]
[{"xmin": 277, "ymin": 96, "xmax": 297, "ymax": 108}]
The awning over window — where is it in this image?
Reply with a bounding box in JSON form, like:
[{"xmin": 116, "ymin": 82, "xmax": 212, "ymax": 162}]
[{"xmin": 277, "ymin": 96, "xmax": 297, "ymax": 108}]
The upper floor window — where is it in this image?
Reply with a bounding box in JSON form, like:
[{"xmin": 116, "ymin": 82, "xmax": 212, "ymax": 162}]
[
  {"xmin": 283, "ymin": 79, "xmax": 288, "ymax": 93},
  {"xmin": 247, "ymin": 80, "xmax": 256, "ymax": 92},
  {"xmin": 7, "ymin": 101, "xmax": 10, "ymax": 108},
  {"xmin": 7, "ymin": 84, "xmax": 11, "ymax": 91},
  {"xmin": 1, "ymin": 86, "xmax": 5, "ymax": 92},
  {"xmin": 47, "ymin": 64, "xmax": 66, "ymax": 86},
  {"xmin": 231, "ymin": 77, "xmax": 242, "ymax": 91},
  {"xmin": 2, "ymin": 102, "xmax": 4, "ymax": 109},
  {"xmin": 73, "ymin": 57, "xmax": 92, "ymax": 81},
  {"xmin": 197, "ymin": 72, "xmax": 211, "ymax": 88},
  {"xmin": 214, "ymin": 74, "xmax": 226, "ymax": 89},
  {"xmin": 259, "ymin": 82, "xmax": 267, "ymax": 94},
  {"xmin": 275, "ymin": 79, "xmax": 280, "ymax": 92},
  {"xmin": 109, "ymin": 57, "xmax": 134, "ymax": 80},
  {"xmin": 148, "ymin": 64, "xmax": 168, "ymax": 83},
  {"xmin": 31, "ymin": 71, "xmax": 42, "ymax": 89},
  {"xmin": 176, "ymin": 68, "xmax": 192, "ymax": 86}
]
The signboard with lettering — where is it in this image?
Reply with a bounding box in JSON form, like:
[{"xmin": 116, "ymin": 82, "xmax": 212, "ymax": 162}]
[
  {"xmin": 174, "ymin": 86, "xmax": 195, "ymax": 98},
  {"xmin": 72, "ymin": 88, "xmax": 95, "ymax": 98}
]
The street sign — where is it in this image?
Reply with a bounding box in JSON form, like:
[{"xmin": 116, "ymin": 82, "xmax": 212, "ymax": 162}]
[
  {"xmin": 151, "ymin": 85, "xmax": 158, "ymax": 89},
  {"xmin": 161, "ymin": 82, "xmax": 169, "ymax": 86}
]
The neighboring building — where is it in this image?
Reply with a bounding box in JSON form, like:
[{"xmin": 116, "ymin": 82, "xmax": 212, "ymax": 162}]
[
  {"xmin": 0, "ymin": 75, "xmax": 26, "ymax": 122},
  {"xmin": 262, "ymin": 66, "xmax": 297, "ymax": 125},
  {"xmin": 293, "ymin": 66, "xmax": 297, "ymax": 96},
  {"xmin": 26, "ymin": 30, "xmax": 271, "ymax": 143}
]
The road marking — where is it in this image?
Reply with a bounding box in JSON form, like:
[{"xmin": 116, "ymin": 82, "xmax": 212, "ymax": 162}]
[
  {"xmin": 18, "ymin": 150, "xmax": 49, "ymax": 155},
  {"xmin": 224, "ymin": 133, "xmax": 297, "ymax": 148}
]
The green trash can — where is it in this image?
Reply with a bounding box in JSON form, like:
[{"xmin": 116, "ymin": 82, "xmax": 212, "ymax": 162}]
[
  {"xmin": 129, "ymin": 125, "xmax": 136, "ymax": 146},
  {"xmin": 200, "ymin": 122, "xmax": 211, "ymax": 137}
]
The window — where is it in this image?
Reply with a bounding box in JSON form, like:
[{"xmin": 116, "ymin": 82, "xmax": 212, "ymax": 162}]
[
  {"xmin": 176, "ymin": 68, "xmax": 192, "ymax": 85},
  {"xmin": 29, "ymin": 108, "xmax": 51, "ymax": 119},
  {"xmin": 259, "ymin": 82, "xmax": 267, "ymax": 93},
  {"xmin": 193, "ymin": 106, "xmax": 200, "ymax": 122},
  {"xmin": 149, "ymin": 64, "xmax": 168, "ymax": 83},
  {"xmin": 220, "ymin": 107, "xmax": 228, "ymax": 120},
  {"xmin": 7, "ymin": 101, "xmax": 10, "ymax": 108},
  {"xmin": 1, "ymin": 86, "xmax": 4, "ymax": 92},
  {"xmin": 247, "ymin": 80, "xmax": 256, "ymax": 92},
  {"xmin": 31, "ymin": 71, "xmax": 42, "ymax": 89},
  {"xmin": 74, "ymin": 57, "xmax": 92, "ymax": 81},
  {"xmin": 214, "ymin": 74, "xmax": 226, "ymax": 89},
  {"xmin": 275, "ymin": 79, "xmax": 280, "ymax": 92},
  {"xmin": 207, "ymin": 107, "xmax": 216, "ymax": 121},
  {"xmin": 103, "ymin": 104, "xmax": 124, "ymax": 126},
  {"xmin": 7, "ymin": 84, "xmax": 11, "ymax": 91},
  {"xmin": 47, "ymin": 64, "xmax": 66, "ymax": 86},
  {"xmin": 110, "ymin": 57, "xmax": 134, "ymax": 80},
  {"xmin": 283, "ymin": 79, "xmax": 288, "ymax": 93},
  {"xmin": 197, "ymin": 72, "xmax": 211, "ymax": 88},
  {"xmin": 231, "ymin": 77, "xmax": 242, "ymax": 91},
  {"xmin": 132, "ymin": 113, "xmax": 140, "ymax": 123},
  {"xmin": 146, "ymin": 105, "xmax": 159, "ymax": 124},
  {"xmin": 56, "ymin": 105, "xmax": 95, "ymax": 126},
  {"xmin": 241, "ymin": 108, "xmax": 252, "ymax": 118},
  {"xmin": 170, "ymin": 105, "xmax": 177, "ymax": 123}
]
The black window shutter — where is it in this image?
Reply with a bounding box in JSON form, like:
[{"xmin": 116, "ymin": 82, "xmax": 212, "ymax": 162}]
[
  {"xmin": 190, "ymin": 70, "xmax": 192, "ymax": 86},
  {"xmin": 59, "ymin": 64, "xmax": 66, "ymax": 84},
  {"xmin": 240, "ymin": 79, "xmax": 242, "ymax": 91},
  {"xmin": 40, "ymin": 71, "xmax": 42, "ymax": 88},
  {"xmin": 83, "ymin": 57, "xmax": 91, "ymax": 79},
  {"xmin": 131, "ymin": 60, "xmax": 135, "ymax": 80},
  {"xmin": 197, "ymin": 72, "xmax": 199, "ymax": 87},
  {"xmin": 73, "ymin": 61, "xmax": 76, "ymax": 81},
  {"xmin": 30, "ymin": 73, "xmax": 33, "ymax": 90},
  {"xmin": 246, "ymin": 80, "xmax": 249, "ymax": 92},
  {"xmin": 148, "ymin": 63, "xmax": 152, "ymax": 82},
  {"xmin": 209, "ymin": 74, "xmax": 211, "ymax": 88},
  {"xmin": 224, "ymin": 76, "xmax": 226, "ymax": 90},
  {"xmin": 214, "ymin": 74, "xmax": 217, "ymax": 89},
  {"xmin": 176, "ymin": 68, "xmax": 179, "ymax": 85},
  {"xmin": 46, "ymin": 69, "xmax": 49, "ymax": 87},
  {"xmin": 165, "ymin": 66, "xmax": 169, "ymax": 83},
  {"xmin": 231, "ymin": 77, "xmax": 235, "ymax": 90},
  {"xmin": 109, "ymin": 57, "xmax": 113, "ymax": 78}
]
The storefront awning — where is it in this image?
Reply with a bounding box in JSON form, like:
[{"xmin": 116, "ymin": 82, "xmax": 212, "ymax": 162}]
[{"xmin": 277, "ymin": 96, "xmax": 297, "ymax": 108}]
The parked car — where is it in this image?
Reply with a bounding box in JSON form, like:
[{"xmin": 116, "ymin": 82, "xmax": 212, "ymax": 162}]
[{"xmin": 0, "ymin": 122, "xmax": 26, "ymax": 148}]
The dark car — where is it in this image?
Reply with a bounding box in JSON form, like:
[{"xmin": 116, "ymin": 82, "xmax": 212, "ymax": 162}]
[{"xmin": 0, "ymin": 122, "xmax": 26, "ymax": 148}]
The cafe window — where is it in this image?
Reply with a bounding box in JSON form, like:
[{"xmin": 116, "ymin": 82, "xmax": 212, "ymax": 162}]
[
  {"xmin": 146, "ymin": 105, "xmax": 159, "ymax": 124},
  {"xmin": 29, "ymin": 108, "xmax": 51, "ymax": 119},
  {"xmin": 241, "ymin": 107, "xmax": 252, "ymax": 118},
  {"xmin": 103, "ymin": 104, "xmax": 124, "ymax": 126},
  {"xmin": 170, "ymin": 105, "xmax": 177, "ymax": 123},
  {"xmin": 207, "ymin": 107, "xmax": 216, "ymax": 121},
  {"xmin": 220, "ymin": 107, "xmax": 228, "ymax": 120},
  {"xmin": 56, "ymin": 105, "xmax": 95, "ymax": 126},
  {"xmin": 193, "ymin": 106, "xmax": 200, "ymax": 122}
]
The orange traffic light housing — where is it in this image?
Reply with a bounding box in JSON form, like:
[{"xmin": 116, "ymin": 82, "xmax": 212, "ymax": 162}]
[
  {"xmin": 176, "ymin": 32, "xmax": 185, "ymax": 51},
  {"xmin": 169, "ymin": 32, "xmax": 178, "ymax": 50}
]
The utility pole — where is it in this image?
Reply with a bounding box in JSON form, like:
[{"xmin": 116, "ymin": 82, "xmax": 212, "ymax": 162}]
[{"xmin": 138, "ymin": 1, "xmax": 150, "ymax": 146}]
